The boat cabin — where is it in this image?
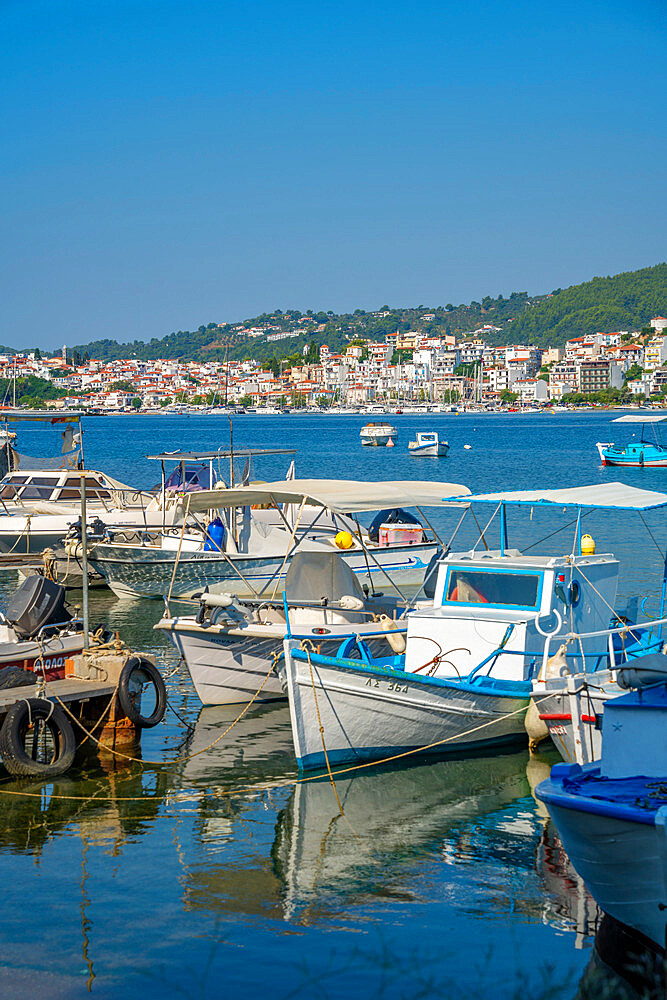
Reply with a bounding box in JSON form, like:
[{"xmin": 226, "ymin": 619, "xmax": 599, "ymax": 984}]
[
  {"xmin": 405, "ymin": 549, "xmax": 619, "ymax": 681},
  {"xmin": 0, "ymin": 470, "xmax": 118, "ymax": 504}
]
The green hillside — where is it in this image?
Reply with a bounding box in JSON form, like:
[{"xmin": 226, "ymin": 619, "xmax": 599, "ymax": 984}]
[
  {"xmin": 500, "ymin": 264, "xmax": 667, "ymax": 346},
  {"xmin": 58, "ymin": 262, "xmax": 667, "ymax": 363}
]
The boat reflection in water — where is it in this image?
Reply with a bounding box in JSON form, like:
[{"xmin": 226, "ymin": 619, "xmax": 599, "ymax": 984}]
[
  {"xmin": 578, "ymin": 913, "xmax": 666, "ymax": 1000},
  {"xmin": 273, "ymin": 750, "xmax": 535, "ymax": 922}
]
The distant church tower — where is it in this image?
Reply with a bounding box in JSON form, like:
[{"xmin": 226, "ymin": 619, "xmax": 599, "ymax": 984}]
[{"xmin": 62, "ymin": 344, "xmax": 67, "ymax": 364}]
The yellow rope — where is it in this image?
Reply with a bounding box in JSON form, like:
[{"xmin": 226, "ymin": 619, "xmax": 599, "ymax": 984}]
[
  {"xmin": 301, "ymin": 639, "xmax": 357, "ymax": 836},
  {"xmin": 38, "ymin": 650, "xmax": 280, "ymax": 768},
  {"xmin": 0, "ymin": 694, "xmax": 553, "ymax": 805}
]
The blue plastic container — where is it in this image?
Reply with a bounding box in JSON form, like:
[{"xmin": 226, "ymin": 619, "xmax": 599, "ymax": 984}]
[{"xmin": 204, "ymin": 517, "xmax": 225, "ymax": 552}]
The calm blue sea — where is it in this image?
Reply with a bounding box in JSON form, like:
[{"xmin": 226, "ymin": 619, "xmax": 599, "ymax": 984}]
[{"xmin": 0, "ymin": 411, "xmax": 663, "ymax": 999}]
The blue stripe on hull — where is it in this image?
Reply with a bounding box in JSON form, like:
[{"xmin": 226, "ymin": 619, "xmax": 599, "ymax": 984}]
[{"xmin": 296, "ymin": 732, "xmax": 526, "ymax": 772}]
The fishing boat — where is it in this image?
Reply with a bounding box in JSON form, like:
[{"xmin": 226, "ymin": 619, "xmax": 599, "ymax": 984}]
[
  {"xmin": 536, "ymin": 662, "xmax": 667, "ymax": 950},
  {"xmin": 596, "ymin": 414, "xmax": 667, "ymax": 467},
  {"xmin": 156, "ymin": 551, "xmax": 404, "ymax": 704},
  {"xmin": 360, "ymin": 422, "xmax": 397, "ymax": 447},
  {"xmin": 89, "ymin": 478, "xmax": 466, "ymax": 600},
  {"xmin": 281, "ymin": 482, "xmax": 667, "ymax": 771},
  {"xmin": 407, "ymin": 432, "xmax": 449, "ymax": 457}
]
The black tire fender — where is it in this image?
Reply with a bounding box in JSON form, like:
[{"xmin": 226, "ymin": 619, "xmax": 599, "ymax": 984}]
[
  {"xmin": 117, "ymin": 656, "xmax": 167, "ymax": 728},
  {"xmin": 0, "ymin": 698, "xmax": 76, "ymax": 778}
]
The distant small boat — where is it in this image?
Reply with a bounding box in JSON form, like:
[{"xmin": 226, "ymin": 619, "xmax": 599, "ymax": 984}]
[
  {"xmin": 360, "ymin": 422, "xmax": 398, "ymax": 447},
  {"xmin": 407, "ymin": 432, "xmax": 449, "ymax": 457},
  {"xmin": 597, "ymin": 414, "xmax": 667, "ymax": 467}
]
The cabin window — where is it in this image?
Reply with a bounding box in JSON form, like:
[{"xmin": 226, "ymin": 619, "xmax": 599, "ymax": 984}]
[
  {"xmin": 0, "ymin": 476, "xmax": 27, "ymax": 499},
  {"xmin": 59, "ymin": 477, "xmax": 112, "ymax": 500},
  {"xmin": 20, "ymin": 476, "xmax": 58, "ymax": 500},
  {"xmin": 445, "ymin": 568, "xmax": 541, "ymax": 609}
]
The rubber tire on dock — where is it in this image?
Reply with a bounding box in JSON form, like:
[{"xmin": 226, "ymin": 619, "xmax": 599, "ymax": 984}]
[
  {"xmin": 117, "ymin": 656, "xmax": 167, "ymax": 728},
  {"xmin": 0, "ymin": 698, "xmax": 76, "ymax": 778}
]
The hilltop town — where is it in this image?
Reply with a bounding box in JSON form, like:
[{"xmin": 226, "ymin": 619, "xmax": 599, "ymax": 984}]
[{"xmin": 3, "ymin": 315, "xmax": 667, "ymax": 411}]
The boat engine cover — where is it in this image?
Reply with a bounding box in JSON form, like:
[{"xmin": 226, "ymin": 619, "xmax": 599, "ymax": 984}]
[{"xmin": 3, "ymin": 576, "xmax": 70, "ymax": 639}]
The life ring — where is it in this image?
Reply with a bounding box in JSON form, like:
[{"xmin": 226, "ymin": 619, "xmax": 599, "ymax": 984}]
[
  {"xmin": 0, "ymin": 698, "xmax": 76, "ymax": 777},
  {"xmin": 335, "ymin": 636, "xmax": 373, "ymax": 665},
  {"xmin": 117, "ymin": 656, "xmax": 167, "ymax": 728},
  {"xmin": 534, "ymin": 609, "xmax": 563, "ymax": 637}
]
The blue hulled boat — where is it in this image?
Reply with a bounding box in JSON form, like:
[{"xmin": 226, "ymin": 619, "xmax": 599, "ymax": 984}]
[
  {"xmin": 536, "ymin": 664, "xmax": 667, "ymax": 949},
  {"xmin": 597, "ymin": 414, "xmax": 667, "ymax": 467}
]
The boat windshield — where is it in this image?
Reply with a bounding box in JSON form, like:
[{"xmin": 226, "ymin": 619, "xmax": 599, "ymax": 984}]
[{"xmin": 444, "ymin": 567, "xmax": 542, "ymax": 609}]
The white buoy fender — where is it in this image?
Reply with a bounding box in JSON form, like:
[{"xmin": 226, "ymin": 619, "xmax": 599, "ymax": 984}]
[
  {"xmin": 525, "ymin": 699, "xmax": 548, "ymax": 751},
  {"xmin": 463, "ymin": 444, "xmax": 471, "ymax": 450},
  {"xmin": 378, "ymin": 614, "xmax": 406, "ymax": 653}
]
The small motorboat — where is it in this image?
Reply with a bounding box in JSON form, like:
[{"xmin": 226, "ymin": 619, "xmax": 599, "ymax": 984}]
[
  {"xmin": 359, "ymin": 422, "xmax": 398, "ymax": 447},
  {"xmin": 156, "ymin": 551, "xmax": 403, "ymax": 705},
  {"xmin": 597, "ymin": 414, "xmax": 667, "ymax": 467},
  {"xmin": 408, "ymin": 432, "xmax": 449, "ymax": 457},
  {"xmin": 0, "ymin": 575, "xmax": 87, "ymax": 682}
]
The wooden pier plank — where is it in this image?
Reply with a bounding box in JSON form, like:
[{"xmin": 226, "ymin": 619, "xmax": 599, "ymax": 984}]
[{"xmin": 0, "ymin": 678, "xmax": 116, "ymax": 710}]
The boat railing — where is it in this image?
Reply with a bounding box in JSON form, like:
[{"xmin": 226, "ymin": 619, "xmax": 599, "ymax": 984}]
[{"xmin": 538, "ymin": 614, "xmax": 667, "ymax": 679}]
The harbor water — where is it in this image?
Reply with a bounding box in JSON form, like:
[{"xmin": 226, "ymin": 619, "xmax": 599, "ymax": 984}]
[{"xmin": 0, "ymin": 411, "xmax": 664, "ymax": 999}]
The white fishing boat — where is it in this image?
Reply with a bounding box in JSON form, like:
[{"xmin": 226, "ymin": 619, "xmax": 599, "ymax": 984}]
[
  {"xmin": 536, "ymin": 662, "xmax": 667, "ymax": 950},
  {"xmin": 89, "ymin": 478, "xmax": 467, "ymax": 600},
  {"xmin": 156, "ymin": 551, "xmax": 404, "ymax": 704},
  {"xmin": 360, "ymin": 422, "xmax": 397, "ymax": 447},
  {"xmin": 407, "ymin": 432, "xmax": 449, "ymax": 457},
  {"xmin": 281, "ymin": 482, "xmax": 667, "ymax": 771}
]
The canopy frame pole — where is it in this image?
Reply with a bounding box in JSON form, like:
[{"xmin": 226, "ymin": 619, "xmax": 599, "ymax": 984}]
[
  {"xmin": 161, "ymin": 460, "xmax": 166, "ymax": 533},
  {"xmin": 471, "ymin": 503, "xmax": 502, "ymax": 553},
  {"xmin": 78, "ymin": 416, "xmax": 85, "ymax": 469},
  {"xmin": 269, "ymin": 497, "xmax": 307, "ymax": 600},
  {"xmin": 405, "ymin": 506, "xmax": 469, "ymax": 610},
  {"xmin": 79, "ymin": 474, "xmax": 89, "ymax": 649},
  {"xmin": 415, "ymin": 506, "xmax": 444, "ymax": 548},
  {"xmin": 660, "ymin": 549, "xmax": 667, "ymax": 641},
  {"xmin": 353, "ymin": 516, "xmax": 376, "ymax": 596},
  {"xmin": 500, "ymin": 503, "xmax": 507, "ymax": 557},
  {"xmin": 353, "ymin": 536, "xmax": 408, "ymax": 604}
]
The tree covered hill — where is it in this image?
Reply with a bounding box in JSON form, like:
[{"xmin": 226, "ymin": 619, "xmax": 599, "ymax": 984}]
[
  {"xmin": 501, "ymin": 264, "xmax": 667, "ymax": 346},
  {"xmin": 56, "ymin": 262, "xmax": 667, "ymax": 363}
]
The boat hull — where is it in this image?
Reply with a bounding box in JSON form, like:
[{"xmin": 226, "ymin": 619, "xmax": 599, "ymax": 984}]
[
  {"xmin": 538, "ymin": 772, "xmax": 667, "ymax": 949},
  {"xmin": 535, "ymin": 684, "xmax": 610, "ymax": 762},
  {"xmin": 0, "ymin": 631, "xmax": 85, "ymax": 680},
  {"xmin": 596, "ymin": 441, "xmax": 667, "ymax": 467},
  {"xmin": 89, "ymin": 541, "xmax": 437, "ymax": 599},
  {"xmin": 283, "ymin": 648, "xmax": 529, "ymax": 770},
  {"xmin": 159, "ymin": 622, "xmax": 392, "ymax": 705},
  {"xmin": 408, "ymin": 443, "xmax": 449, "ymax": 456}
]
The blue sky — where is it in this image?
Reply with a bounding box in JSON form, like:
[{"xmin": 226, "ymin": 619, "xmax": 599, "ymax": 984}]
[{"xmin": 2, "ymin": 0, "xmax": 666, "ymax": 349}]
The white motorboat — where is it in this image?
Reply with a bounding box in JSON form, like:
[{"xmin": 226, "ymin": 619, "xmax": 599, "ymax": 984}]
[
  {"xmin": 360, "ymin": 422, "xmax": 397, "ymax": 447},
  {"xmin": 156, "ymin": 551, "xmax": 404, "ymax": 704},
  {"xmin": 0, "ymin": 467, "xmax": 169, "ymax": 552},
  {"xmin": 408, "ymin": 432, "xmax": 449, "ymax": 456},
  {"xmin": 281, "ymin": 482, "xmax": 667, "ymax": 771},
  {"xmin": 89, "ymin": 478, "xmax": 467, "ymax": 599}
]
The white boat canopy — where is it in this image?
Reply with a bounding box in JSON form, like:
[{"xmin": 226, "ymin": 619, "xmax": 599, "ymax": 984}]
[
  {"xmin": 612, "ymin": 414, "xmax": 667, "ymax": 424},
  {"xmin": 457, "ymin": 482, "xmax": 667, "ymax": 511},
  {"xmin": 180, "ymin": 478, "xmax": 471, "ymax": 515}
]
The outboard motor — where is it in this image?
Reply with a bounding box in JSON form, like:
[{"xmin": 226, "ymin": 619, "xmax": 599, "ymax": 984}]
[{"xmin": 3, "ymin": 576, "xmax": 71, "ymax": 639}]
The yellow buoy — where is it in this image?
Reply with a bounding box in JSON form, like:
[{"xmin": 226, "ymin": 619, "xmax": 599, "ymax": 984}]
[
  {"xmin": 334, "ymin": 530, "xmax": 354, "ymax": 550},
  {"xmin": 581, "ymin": 534, "xmax": 595, "ymax": 556}
]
